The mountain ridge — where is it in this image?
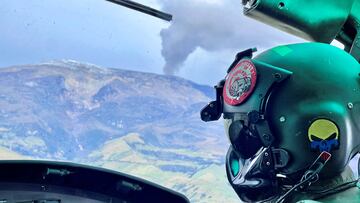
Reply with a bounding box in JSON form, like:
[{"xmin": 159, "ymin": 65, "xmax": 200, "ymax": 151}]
[{"xmin": 0, "ymin": 60, "xmax": 236, "ymax": 202}]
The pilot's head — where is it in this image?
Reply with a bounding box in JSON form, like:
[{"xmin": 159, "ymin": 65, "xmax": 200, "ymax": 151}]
[{"xmin": 201, "ymin": 43, "xmax": 360, "ymax": 202}]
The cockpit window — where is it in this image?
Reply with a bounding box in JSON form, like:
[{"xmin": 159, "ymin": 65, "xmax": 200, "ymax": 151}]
[{"xmin": 0, "ymin": 0, "xmax": 304, "ymax": 202}]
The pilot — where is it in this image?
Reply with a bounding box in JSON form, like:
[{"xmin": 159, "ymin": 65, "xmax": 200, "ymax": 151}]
[{"xmin": 201, "ymin": 43, "xmax": 360, "ymax": 202}]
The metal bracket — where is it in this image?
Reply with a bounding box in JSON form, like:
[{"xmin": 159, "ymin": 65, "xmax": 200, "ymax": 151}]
[
  {"xmin": 227, "ymin": 48, "xmax": 257, "ymax": 73},
  {"xmin": 200, "ymin": 80, "xmax": 225, "ymax": 122}
]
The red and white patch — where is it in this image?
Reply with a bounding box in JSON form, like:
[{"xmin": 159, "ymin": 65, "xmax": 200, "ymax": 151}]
[{"xmin": 223, "ymin": 59, "xmax": 257, "ymax": 106}]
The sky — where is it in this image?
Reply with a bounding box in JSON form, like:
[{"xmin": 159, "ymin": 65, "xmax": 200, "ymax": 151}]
[{"xmin": 0, "ymin": 0, "xmax": 304, "ymax": 85}]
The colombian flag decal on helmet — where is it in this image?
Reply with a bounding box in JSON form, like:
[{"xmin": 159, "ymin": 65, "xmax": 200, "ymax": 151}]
[{"xmin": 308, "ymin": 118, "xmax": 340, "ymax": 153}]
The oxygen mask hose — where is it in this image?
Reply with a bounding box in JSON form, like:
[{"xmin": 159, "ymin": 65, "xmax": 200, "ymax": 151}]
[{"xmin": 275, "ymin": 151, "xmax": 332, "ymax": 203}]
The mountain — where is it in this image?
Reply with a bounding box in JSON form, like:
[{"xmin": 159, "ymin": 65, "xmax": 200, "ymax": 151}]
[{"xmin": 0, "ymin": 60, "xmax": 238, "ymax": 202}]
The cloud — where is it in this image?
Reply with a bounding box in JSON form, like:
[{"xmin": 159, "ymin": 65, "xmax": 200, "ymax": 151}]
[{"xmin": 159, "ymin": 0, "xmax": 301, "ymax": 75}]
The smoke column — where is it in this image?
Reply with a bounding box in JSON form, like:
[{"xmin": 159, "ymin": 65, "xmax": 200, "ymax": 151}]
[{"xmin": 159, "ymin": 0, "xmax": 300, "ymax": 75}]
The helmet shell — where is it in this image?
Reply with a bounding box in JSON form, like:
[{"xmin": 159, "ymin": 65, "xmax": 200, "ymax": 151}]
[{"xmin": 255, "ymin": 42, "xmax": 360, "ymax": 177}]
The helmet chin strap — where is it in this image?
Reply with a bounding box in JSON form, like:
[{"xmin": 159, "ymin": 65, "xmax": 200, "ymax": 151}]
[{"xmin": 275, "ymin": 151, "xmax": 332, "ymax": 203}]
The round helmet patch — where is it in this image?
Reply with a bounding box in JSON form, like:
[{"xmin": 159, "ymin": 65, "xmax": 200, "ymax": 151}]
[
  {"xmin": 308, "ymin": 119, "xmax": 340, "ymax": 153},
  {"xmin": 223, "ymin": 59, "xmax": 257, "ymax": 106}
]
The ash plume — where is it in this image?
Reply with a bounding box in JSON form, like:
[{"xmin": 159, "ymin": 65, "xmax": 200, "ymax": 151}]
[{"xmin": 159, "ymin": 0, "xmax": 300, "ymax": 75}]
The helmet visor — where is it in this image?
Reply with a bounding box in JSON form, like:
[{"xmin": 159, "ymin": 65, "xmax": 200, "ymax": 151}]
[{"xmin": 224, "ymin": 117, "xmax": 263, "ymax": 159}]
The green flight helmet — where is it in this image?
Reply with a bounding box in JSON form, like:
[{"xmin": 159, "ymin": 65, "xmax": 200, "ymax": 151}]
[{"xmin": 201, "ymin": 42, "xmax": 360, "ymax": 202}]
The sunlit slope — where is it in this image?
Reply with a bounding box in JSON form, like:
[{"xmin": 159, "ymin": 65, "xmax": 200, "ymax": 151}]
[
  {"xmin": 85, "ymin": 133, "xmax": 238, "ymax": 202},
  {"xmin": 0, "ymin": 60, "xmax": 238, "ymax": 202}
]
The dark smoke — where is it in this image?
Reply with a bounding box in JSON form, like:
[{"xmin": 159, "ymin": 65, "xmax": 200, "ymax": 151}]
[{"xmin": 159, "ymin": 0, "xmax": 300, "ymax": 75}]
